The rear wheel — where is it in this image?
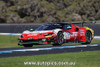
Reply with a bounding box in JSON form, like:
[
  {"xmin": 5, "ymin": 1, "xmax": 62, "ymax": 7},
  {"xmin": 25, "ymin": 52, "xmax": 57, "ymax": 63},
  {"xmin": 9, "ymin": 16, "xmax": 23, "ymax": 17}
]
[
  {"xmin": 82, "ymin": 31, "xmax": 92, "ymax": 44},
  {"xmin": 53, "ymin": 31, "xmax": 64, "ymax": 46}
]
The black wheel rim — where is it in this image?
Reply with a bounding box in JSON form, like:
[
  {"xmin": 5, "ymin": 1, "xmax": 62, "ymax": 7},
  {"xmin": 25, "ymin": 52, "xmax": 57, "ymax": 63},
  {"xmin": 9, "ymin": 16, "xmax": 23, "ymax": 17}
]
[
  {"xmin": 86, "ymin": 32, "xmax": 92, "ymax": 42},
  {"xmin": 58, "ymin": 32, "xmax": 64, "ymax": 44}
]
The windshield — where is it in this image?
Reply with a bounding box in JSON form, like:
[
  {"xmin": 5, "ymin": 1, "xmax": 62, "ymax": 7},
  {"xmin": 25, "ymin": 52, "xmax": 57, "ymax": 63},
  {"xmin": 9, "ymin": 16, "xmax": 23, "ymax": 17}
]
[{"xmin": 35, "ymin": 25, "xmax": 61, "ymax": 31}]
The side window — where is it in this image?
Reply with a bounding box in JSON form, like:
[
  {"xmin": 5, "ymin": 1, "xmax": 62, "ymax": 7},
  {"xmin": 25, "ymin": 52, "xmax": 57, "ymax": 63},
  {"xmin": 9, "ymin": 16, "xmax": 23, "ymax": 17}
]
[{"xmin": 63, "ymin": 24, "xmax": 72, "ymax": 29}]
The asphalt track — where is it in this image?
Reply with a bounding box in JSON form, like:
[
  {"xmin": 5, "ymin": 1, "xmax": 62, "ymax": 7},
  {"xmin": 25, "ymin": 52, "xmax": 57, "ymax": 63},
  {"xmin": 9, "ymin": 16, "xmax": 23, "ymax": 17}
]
[
  {"xmin": 0, "ymin": 44, "xmax": 100, "ymax": 58},
  {"xmin": 0, "ymin": 23, "xmax": 100, "ymax": 36}
]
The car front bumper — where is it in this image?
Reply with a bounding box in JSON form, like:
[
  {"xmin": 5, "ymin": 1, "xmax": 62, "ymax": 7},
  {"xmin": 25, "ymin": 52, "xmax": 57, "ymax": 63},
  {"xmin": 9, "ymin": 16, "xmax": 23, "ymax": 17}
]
[{"xmin": 18, "ymin": 38, "xmax": 56, "ymax": 46}]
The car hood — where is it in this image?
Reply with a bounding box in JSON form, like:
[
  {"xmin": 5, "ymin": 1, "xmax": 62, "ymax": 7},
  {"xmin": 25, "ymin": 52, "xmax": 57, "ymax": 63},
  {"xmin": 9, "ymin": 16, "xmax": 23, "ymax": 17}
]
[
  {"xmin": 23, "ymin": 30, "xmax": 53, "ymax": 34},
  {"xmin": 23, "ymin": 29, "xmax": 61, "ymax": 34}
]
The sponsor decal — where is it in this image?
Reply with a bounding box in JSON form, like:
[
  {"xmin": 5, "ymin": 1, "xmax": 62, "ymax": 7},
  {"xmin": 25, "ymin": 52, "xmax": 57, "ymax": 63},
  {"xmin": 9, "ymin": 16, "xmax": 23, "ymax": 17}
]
[
  {"xmin": 65, "ymin": 33, "xmax": 71, "ymax": 39},
  {"xmin": 64, "ymin": 32, "xmax": 78, "ymax": 39},
  {"xmin": 80, "ymin": 32, "xmax": 85, "ymax": 36},
  {"xmin": 27, "ymin": 37, "xmax": 33, "ymax": 40},
  {"xmin": 28, "ymin": 34, "xmax": 38, "ymax": 36},
  {"xmin": 79, "ymin": 29, "xmax": 85, "ymax": 36}
]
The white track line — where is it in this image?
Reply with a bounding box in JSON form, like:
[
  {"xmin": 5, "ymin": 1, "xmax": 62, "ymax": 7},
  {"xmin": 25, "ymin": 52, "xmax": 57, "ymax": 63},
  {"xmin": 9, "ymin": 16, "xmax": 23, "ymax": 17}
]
[
  {"xmin": 94, "ymin": 36, "xmax": 100, "ymax": 39},
  {"xmin": 0, "ymin": 44, "xmax": 100, "ymax": 54}
]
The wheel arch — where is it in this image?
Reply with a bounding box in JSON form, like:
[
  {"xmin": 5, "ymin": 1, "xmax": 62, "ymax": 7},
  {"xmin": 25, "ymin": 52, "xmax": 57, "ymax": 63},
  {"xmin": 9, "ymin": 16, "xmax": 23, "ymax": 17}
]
[{"xmin": 84, "ymin": 27, "xmax": 94, "ymax": 39}]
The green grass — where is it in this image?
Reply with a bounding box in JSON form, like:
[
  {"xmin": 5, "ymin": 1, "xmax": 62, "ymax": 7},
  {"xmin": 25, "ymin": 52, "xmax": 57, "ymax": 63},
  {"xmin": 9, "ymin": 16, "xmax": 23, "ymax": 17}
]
[
  {"xmin": 0, "ymin": 35, "xmax": 20, "ymax": 48},
  {"xmin": 0, "ymin": 35, "xmax": 100, "ymax": 48},
  {"xmin": 96, "ymin": 20, "xmax": 100, "ymax": 23},
  {"xmin": 87, "ymin": 20, "xmax": 100, "ymax": 23},
  {"xmin": 0, "ymin": 51, "xmax": 100, "ymax": 67},
  {"xmin": 92, "ymin": 39, "xmax": 100, "ymax": 44}
]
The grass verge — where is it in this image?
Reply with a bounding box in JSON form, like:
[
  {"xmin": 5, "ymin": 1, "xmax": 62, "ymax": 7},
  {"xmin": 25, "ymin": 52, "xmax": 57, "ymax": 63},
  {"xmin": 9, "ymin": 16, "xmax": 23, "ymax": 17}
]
[{"xmin": 0, "ymin": 51, "xmax": 100, "ymax": 67}]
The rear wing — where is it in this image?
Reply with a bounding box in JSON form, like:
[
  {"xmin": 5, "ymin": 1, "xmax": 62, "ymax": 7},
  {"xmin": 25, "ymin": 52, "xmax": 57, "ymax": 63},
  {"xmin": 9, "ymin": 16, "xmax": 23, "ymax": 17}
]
[{"xmin": 71, "ymin": 21, "xmax": 96, "ymax": 27}]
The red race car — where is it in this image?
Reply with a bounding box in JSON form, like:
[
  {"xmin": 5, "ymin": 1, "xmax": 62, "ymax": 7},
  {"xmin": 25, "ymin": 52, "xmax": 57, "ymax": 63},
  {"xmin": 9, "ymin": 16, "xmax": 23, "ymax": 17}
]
[{"xmin": 18, "ymin": 22, "xmax": 94, "ymax": 47}]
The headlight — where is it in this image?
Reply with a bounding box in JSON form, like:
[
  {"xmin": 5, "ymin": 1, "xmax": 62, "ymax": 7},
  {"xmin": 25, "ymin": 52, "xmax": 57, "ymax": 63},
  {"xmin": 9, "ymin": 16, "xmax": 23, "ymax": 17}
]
[{"xmin": 44, "ymin": 33, "xmax": 53, "ymax": 36}]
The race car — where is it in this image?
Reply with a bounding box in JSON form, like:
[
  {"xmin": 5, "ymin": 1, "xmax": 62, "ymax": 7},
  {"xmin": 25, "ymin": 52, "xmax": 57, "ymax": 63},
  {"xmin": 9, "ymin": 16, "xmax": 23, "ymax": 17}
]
[{"xmin": 18, "ymin": 22, "xmax": 94, "ymax": 47}]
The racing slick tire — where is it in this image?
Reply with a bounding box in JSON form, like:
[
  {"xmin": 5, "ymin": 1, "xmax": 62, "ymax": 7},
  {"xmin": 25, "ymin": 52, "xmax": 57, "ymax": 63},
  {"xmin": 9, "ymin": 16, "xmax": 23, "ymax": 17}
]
[
  {"xmin": 53, "ymin": 31, "xmax": 64, "ymax": 46},
  {"xmin": 23, "ymin": 44, "xmax": 33, "ymax": 47},
  {"xmin": 82, "ymin": 31, "xmax": 92, "ymax": 44}
]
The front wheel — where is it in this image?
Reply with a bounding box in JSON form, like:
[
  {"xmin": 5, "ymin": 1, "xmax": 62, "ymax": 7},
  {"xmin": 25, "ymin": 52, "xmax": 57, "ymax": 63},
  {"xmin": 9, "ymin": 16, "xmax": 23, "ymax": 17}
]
[{"xmin": 53, "ymin": 31, "xmax": 64, "ymax": 46}]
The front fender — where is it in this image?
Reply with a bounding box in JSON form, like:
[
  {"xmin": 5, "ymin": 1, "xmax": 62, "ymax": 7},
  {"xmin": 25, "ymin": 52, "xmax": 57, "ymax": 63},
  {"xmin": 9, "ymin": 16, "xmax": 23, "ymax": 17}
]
[{"xmin": 53, "ymin": 29, "xmax": 62, "ymax": 34}]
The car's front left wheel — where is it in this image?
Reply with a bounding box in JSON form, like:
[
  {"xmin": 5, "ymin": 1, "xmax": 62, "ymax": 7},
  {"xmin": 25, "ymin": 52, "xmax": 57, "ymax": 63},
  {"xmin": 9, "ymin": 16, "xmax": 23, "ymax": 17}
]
[{"xmin": 53, "ymin": 31, "xmax": 64, "ymax": 46}]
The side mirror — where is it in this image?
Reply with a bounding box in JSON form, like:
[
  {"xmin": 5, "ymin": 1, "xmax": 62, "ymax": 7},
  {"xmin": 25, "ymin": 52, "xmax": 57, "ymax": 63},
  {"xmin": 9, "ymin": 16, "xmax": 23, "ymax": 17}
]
[
  {"xmin": 30, "ymin": 29, "xmax": 34, "ymax": 31},
  {"xmin": 66, "ymin": 26, "xmax": 72, "ymax": 29}
]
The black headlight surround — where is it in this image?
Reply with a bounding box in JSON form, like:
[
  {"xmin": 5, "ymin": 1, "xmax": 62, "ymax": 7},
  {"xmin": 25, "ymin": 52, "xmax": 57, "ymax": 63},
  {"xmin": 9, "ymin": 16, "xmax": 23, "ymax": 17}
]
[{"xmin": 20, "ymin": 35, "xmax": 23, "ymax": 38}]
